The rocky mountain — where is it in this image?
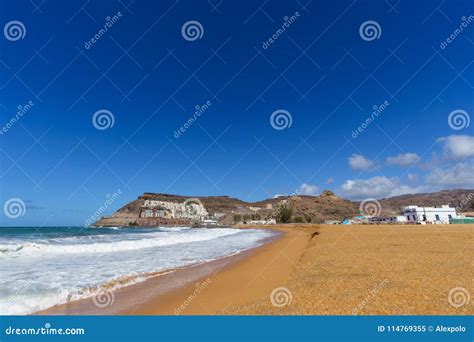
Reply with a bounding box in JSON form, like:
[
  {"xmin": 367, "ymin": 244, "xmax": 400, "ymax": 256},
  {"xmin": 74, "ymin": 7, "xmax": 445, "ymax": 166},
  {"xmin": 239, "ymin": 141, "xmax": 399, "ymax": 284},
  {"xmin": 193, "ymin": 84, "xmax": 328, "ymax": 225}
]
[
  {"xmin": 379, "ymin": 189, "xmax": 474, "ymax": 214},
  {"xmin": 93, "ymin": 189, "xmax": 474, "ymax": 227}
]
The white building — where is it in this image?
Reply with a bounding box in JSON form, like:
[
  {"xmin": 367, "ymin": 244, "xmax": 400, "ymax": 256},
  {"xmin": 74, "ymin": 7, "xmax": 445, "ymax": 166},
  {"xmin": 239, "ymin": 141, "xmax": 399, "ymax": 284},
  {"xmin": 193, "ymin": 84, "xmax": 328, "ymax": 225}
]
[
  {"xmin": 141, "ymin": 199, "xmax": 208, "ymax": 221},
  {"xmin": 368, "ymin": 216, "xmax": 407, "ymax": 224},
  {"xmin": 402, "ymin": 205, "xmax": 457, "ymax": 224},
  {"xmin": 247, "ymin": 219, "xmax": 276, "ymax": 225},
  {"xmin": 202, "ymin": 219, "xmax": 218, "ymax": 226}
]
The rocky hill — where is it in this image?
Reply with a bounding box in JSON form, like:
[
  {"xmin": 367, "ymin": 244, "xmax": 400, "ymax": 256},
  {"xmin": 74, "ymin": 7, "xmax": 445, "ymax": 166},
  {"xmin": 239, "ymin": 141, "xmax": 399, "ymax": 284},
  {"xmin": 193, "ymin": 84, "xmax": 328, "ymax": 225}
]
[
  {"xmin": 93, "ymin": 189, "xmax": 474, "ymax": 227},
  {"xmin": 379, "ymin": 189, "xmax": 474, "ymax": 214}
]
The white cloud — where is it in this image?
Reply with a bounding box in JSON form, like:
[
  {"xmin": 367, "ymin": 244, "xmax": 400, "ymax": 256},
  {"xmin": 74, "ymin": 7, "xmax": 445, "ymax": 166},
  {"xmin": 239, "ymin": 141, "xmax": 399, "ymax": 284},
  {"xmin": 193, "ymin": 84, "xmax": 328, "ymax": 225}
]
[
  {"xmin": 298, "ymin": 183, "xmax": 319, "ymax": 196},
  {"xmin": 273, "ymin": 183, "xmax": 319, "ymax": 198},
  {"xmin": 339, "ymin": 176, "xmax": 422, "ymax": 200},
  {"xmin": 339, "ymin": 138, "xmax": 474, "ymax": 199},
  {"xmin": 386, "ymin": 153, "xmax": 420, "ymax": 167},
  {"xmin": 348, "ymin": 154, "xmax": 375, "ymax": 170},
  {"xmin": 425, "ymin": 162, "xmax": 474, "ymax": 188},
  {"xmin": 339, "ymin": 163, "xmax": 474, "ymax": 201},
  {"xmin": 437, "ymin": 135, "xmax": 474, "ymax": 159}
]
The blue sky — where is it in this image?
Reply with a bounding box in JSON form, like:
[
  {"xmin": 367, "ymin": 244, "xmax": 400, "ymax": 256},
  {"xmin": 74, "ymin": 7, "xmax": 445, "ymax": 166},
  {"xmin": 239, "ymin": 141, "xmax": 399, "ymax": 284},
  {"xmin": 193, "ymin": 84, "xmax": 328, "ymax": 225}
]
[{"xmin": 1, "ymin": 0, "xmax": 473, "ymax": 226}]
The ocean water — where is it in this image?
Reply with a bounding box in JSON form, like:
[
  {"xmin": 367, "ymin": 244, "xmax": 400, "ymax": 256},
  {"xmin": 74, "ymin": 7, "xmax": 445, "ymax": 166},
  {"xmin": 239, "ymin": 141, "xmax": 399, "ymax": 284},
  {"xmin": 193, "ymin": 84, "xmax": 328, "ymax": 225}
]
[{"xmin": 0, "ymin": 226, "xmax": 276, "ymax": 315}]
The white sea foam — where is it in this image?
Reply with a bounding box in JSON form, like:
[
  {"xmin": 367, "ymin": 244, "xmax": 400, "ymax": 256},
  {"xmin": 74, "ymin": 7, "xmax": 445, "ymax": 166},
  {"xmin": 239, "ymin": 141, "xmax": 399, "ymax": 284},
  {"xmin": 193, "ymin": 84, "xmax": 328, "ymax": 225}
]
[
  {"xmin": 0, "ymin": 227, "xmax": 275, "ymax": 315},
  {"xmin": 0, "ymin": 228, "xmax": 241, "ymax": 255}
]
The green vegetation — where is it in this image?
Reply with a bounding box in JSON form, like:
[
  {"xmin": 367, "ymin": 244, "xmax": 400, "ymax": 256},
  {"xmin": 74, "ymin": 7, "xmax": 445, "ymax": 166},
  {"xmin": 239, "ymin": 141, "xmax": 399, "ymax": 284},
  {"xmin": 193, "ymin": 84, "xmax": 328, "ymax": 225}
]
[
  {"xmin": 251, "ymin": 213, "xmax": 261, "ymax": 221},
  {"xmin": 293, "ymin": 216, "xmax": 304, "ymax": 223},
  {"xmin": 303, "ymin": 213, "xmax": 313, "ymax": 223},
  {"xmin": 275, "ymin": 205, "xmax": 293, "ymax": 223},
  {"xmin": 234, "ymin": 213, "xmax": 262, "ymax": 223}
]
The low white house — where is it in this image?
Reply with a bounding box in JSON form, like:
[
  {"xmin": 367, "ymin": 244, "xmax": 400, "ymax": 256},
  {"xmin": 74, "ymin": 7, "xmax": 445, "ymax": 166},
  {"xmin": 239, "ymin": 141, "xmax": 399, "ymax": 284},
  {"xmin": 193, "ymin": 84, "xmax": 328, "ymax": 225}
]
[
  {"xmin": 247, "ymin": 219, "xmax": 276, "ymax": 225},
  {"xmin": 368, "ymin": 216, "xmax": 407, "ymax": 224},
  {"xmin": 202, "ymin": 219, "xmax": 218, "ymax": 226},
  {"xmin": 402, "ymin": 205, "xmax": 457, "ymax": 224}
]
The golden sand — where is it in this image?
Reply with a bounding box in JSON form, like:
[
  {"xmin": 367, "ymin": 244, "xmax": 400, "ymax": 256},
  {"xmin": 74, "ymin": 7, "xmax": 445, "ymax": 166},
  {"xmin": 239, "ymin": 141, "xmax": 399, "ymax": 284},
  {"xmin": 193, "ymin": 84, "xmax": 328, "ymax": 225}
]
[
  {"xmin": 224, "ymin": 224, "xmax": 473, "ymax": 315},
  {"xmin": 41, "ymin": 224, "xmax": 473, "ymax": 315}
]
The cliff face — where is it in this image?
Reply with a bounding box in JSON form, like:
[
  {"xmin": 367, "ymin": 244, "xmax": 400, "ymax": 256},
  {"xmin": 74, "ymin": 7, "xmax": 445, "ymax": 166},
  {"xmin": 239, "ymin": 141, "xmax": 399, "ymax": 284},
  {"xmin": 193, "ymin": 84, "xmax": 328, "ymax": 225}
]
[
  {"xmin": 94, "ymin": 198, "xmax": 142, "ymax": 227},
  {"xmin": 93, "ymin": 191, "xmax": 358, "ymax": 227},
  {"xmin": 93, "ymin": 193, "xmax": 249, "ymax": 227},
  {"xmin": 93, "ymin": 189, "xmax": 474, "ymax": 227}
]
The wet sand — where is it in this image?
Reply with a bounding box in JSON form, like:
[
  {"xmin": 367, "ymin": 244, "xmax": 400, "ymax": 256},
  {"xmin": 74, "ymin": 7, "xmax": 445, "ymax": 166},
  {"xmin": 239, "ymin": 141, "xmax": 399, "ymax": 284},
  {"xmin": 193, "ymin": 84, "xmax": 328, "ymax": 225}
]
[
  {"xmin": 39, "ymin": 226, "xmax": 310, "ymax": 315},
  {"xmin": 39, "ymin": 224, "xmax": 473, "ymax": 315}
]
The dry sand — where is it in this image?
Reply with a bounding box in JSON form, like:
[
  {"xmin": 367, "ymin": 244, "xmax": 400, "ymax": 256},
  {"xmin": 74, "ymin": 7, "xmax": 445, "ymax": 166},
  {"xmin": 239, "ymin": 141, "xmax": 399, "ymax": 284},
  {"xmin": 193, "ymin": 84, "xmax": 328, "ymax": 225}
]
[
  {"xmin": 41, "ymin": 224, "xmax": 473, "ymax": 315},
  {"xmin": 224, "ymin": 224, "xmax": 473, "ymax": 315}
]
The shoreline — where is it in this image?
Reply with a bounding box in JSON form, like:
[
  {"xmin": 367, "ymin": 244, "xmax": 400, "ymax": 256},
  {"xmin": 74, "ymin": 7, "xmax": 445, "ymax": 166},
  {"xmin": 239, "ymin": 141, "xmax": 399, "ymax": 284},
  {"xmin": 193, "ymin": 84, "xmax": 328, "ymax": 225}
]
[
  {"xmin": 124, "ymin": 226, "xmax": 312, "ymax": 315},
  {"xmin": 36, "ymin": 224, "xmax": 473, "ymax": 315},
  {"xmin": 38, "ymin": 226, "xmax": 311, "ymax": 315}
]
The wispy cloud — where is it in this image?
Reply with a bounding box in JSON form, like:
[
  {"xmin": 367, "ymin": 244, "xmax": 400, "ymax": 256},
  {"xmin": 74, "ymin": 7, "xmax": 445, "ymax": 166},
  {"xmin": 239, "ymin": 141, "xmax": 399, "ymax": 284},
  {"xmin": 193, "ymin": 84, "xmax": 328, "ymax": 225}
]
[
  {"xmin": 386, "ymin": 153, "xmax": 420, "ymax": 167},
  {"xmin": 348, "ymin": 154, "xmax": 375, "ymax": 171}
]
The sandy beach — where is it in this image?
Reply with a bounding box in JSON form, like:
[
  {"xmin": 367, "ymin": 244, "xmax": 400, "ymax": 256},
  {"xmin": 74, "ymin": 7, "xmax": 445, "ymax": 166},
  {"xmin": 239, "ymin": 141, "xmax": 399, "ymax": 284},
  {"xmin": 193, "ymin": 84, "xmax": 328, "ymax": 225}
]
[{"xmin": 40, "ymin": 224, "xmax": 473, "ymax": 315}]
